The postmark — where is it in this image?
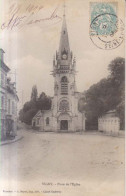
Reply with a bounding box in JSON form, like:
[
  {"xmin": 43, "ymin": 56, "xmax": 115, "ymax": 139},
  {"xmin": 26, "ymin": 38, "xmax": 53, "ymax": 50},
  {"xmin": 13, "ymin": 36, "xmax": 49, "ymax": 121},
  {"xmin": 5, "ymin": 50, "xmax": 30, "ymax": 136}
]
[{"xmin": 90, "ymin": 3, "xmax": 124, "ymax": 50}]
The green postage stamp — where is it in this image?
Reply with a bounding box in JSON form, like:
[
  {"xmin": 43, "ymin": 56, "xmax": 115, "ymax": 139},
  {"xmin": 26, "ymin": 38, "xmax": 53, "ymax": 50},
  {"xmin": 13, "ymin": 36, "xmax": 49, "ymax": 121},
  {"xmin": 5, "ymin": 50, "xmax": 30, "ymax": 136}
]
[{"xmin": 90, "ymin": 2, "xmax": 124, "ymax": 49}]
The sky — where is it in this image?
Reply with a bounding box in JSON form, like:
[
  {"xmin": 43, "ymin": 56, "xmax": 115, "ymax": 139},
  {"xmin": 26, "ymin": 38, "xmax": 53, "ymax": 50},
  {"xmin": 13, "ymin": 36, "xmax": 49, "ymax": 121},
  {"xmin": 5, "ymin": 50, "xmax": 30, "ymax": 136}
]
[{"xmin": 0, "ymin": 0, "xmax": 125, "ymax": 110}]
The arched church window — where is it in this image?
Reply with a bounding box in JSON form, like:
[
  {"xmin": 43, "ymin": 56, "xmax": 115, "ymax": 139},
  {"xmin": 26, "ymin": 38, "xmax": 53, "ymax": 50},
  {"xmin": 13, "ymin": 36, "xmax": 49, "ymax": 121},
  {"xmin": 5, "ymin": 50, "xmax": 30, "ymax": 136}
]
[
  {"xmin": 61, "ymin": 76, "xmax": 68, "ymax": 95},
  {"xmin": 46, "ymin": 117, "xmax": 49, "ymax": 125},
  {"xmin": 59, "ymin": 100, "xmax": 69, "ymax": 111},
  {"xmin": 61, "ymin": 76, "xmax": 68, "ymax": 82}
]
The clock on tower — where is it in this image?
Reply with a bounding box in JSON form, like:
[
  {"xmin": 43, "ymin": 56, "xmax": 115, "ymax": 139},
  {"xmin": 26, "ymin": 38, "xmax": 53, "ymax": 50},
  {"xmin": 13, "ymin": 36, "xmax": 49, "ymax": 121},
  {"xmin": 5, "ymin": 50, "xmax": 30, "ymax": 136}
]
[{"xmin": 62, "ymin": 53, "xmax": 67, "ymax": 60}]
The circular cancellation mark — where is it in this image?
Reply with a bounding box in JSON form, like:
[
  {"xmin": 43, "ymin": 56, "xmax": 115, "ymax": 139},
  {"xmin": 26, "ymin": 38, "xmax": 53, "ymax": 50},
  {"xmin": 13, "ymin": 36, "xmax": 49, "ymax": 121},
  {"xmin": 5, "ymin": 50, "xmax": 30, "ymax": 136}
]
[{"xmin": 90, "ymin": 13, "xmax": 124, "ymax": 50}]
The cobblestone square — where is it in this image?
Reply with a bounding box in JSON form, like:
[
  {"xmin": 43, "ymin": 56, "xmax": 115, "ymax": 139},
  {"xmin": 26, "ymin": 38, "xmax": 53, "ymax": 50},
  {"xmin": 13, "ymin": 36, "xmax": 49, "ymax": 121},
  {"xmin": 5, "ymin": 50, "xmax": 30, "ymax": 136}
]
[{"xmin": 0, "ymin": 130, "xmax": 124, "ymax": 196}]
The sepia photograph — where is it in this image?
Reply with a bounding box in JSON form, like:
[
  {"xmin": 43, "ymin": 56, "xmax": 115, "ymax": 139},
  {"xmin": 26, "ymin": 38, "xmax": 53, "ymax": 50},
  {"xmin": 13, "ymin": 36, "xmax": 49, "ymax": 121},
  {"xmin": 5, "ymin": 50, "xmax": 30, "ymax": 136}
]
[{"xmin": 0, "ymin": 0, "xmax": 125, "ymax": 196}]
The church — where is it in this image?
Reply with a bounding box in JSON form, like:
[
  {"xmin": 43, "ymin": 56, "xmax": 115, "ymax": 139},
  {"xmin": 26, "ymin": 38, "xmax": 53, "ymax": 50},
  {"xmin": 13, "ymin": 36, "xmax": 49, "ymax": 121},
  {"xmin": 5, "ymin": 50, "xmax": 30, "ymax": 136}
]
[{"xmin": 32, "ymin": 12, "xmax": 85, "ymax": 132}]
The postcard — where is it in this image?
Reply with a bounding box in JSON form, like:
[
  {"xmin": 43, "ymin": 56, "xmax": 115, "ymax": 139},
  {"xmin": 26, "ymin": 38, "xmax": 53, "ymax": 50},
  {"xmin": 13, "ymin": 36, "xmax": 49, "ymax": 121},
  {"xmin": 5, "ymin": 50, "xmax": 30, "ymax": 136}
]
[{"xmin": 0, "ymin": 0, "xmax": 125, "ymax": 196}]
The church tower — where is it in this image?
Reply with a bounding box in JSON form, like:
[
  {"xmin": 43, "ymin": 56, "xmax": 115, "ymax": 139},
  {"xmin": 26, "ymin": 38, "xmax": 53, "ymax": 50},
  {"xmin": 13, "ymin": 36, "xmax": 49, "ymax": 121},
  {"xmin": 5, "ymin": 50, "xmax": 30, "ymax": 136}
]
[
  {"xmin": 51, "ymin": 8, "xmax": 85, "ymax": 132},
  {"xmin": 32, "ymin": 5, "xmax": 85, "ymax": 132}
]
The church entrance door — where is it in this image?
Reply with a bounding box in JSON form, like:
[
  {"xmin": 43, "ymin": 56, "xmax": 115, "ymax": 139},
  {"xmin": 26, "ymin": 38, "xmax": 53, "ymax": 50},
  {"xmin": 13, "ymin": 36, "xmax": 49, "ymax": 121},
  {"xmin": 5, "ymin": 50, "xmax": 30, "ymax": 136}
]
[{"xmin": 60, "ymin": 120, "xmax": 68, "ymax": 130}]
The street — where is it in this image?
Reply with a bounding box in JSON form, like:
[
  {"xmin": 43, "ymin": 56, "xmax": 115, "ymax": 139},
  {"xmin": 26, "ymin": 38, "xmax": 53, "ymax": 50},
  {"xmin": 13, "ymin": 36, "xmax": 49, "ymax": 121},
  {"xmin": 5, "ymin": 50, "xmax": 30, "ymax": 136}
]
[{"xmin": 0, "ymin": 129, "xmax": 125, "ymax": 196}]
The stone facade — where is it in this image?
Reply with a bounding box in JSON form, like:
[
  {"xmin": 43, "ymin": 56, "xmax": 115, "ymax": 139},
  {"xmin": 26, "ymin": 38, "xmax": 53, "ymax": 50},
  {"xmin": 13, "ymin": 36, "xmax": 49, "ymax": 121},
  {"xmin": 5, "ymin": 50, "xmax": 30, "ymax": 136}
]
[
  {"xmin": 32, "ymin": 15, "xmax": 85, "ymax": 132},
  {"xmin": 6, "ymin": 78, "xmax": 18, "ymax": 138},
  {"xmin": 0, "ymin": 49, "xmax": 10, "ymax": 140},
  {"xmin": 0, "ymin": 49, "xmax": 18, "ymax": 140},
  {"xmin": 98, "ymin": 110, "xmax": 120, "ymax": 135}
]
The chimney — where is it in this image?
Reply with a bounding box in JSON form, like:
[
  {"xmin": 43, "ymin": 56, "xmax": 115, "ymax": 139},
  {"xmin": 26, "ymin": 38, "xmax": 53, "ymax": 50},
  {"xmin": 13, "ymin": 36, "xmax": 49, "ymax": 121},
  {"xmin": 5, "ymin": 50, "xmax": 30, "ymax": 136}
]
[{"xmin": 0, "ymin": 48, "xmax": 5, "ymax": 62}]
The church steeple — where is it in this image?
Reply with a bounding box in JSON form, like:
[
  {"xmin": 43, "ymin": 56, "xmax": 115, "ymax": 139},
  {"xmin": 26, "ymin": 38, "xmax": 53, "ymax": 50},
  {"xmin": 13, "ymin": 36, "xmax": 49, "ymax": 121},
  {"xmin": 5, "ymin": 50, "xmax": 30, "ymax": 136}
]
[
  {"xmin": 49, "ymin": 3, "xmax": 85, "ymax": 133},
  {"xmin": 58, "ymin": 4, "xmax": 71, "ymax": 61},
  {"xmin": 53, "ymin": 2, "xmax": 76, "ymax": 75}
]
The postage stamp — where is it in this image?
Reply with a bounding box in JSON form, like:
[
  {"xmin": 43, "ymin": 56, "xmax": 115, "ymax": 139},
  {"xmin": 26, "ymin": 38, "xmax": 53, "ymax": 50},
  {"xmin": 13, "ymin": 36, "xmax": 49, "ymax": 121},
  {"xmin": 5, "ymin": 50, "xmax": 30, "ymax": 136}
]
[{"xmin": 90, "ymin": 2, "xmax": 124, "ymax": 50}]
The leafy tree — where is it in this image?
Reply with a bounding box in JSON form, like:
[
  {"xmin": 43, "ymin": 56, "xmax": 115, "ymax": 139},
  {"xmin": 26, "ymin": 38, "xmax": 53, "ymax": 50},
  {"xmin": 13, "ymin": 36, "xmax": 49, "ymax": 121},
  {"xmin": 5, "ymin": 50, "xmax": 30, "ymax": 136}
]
[
  {"xmin": 19, "ymin": 88, "xmax": 52, "ymax": 125},
  {"xmin": 37, "ymin": 92, "xmax": 52, "ymax": 110},
  {"xmin": 22, "ymin": 109, "xmax": 38, "ymax": 125},
  {"xmin": 79, "ymin": 57, "xmax": 125, "ymax": 130},
  {"xmin": 108, "ymin": 57, "xmax": 125, "ymax": 86},
  {"xmin": 108, "ymin": 57, "xmax": 125, "ymax": 129}
]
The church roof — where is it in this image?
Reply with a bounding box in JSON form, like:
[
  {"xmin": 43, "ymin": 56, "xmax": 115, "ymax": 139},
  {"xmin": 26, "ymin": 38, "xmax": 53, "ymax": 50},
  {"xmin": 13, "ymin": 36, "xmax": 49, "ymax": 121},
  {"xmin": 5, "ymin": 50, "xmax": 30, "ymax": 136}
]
[{"xmin": 32, "ymin": 109, "xmax": 52, "ymax": 120}]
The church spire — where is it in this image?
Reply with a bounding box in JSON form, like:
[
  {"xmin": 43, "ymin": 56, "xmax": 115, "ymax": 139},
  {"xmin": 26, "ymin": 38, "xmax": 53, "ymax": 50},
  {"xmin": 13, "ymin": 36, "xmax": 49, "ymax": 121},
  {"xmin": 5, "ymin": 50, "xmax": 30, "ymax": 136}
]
[
  {"xmin": 63, "ymin": 0, "xmax": 66, "ymax": 17},
  {"xmin": 58, "ymin": 2, "xmax": 70, "ymax": 60}
]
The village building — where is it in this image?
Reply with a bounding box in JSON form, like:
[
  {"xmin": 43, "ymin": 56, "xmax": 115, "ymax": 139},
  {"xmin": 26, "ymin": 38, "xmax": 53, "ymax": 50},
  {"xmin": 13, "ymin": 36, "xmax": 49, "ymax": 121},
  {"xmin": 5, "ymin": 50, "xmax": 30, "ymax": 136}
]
[
  {"xmin": 0, "ymin": 49, "xmax": 18, "ymax": 140},
  {"xmin": 0, "ymin": 49, "xmax": 10, "ymax": 140},
  {"xmin": 6, "ymin": 78, "xmax": 19, "ymax": 138},
  {"xmin": 32, "ymin": 13, "xmax": 85, "ymax": 132},
  {"xmin": 98, "ymin": 110, "xmax": 120, "ymax": 135}
]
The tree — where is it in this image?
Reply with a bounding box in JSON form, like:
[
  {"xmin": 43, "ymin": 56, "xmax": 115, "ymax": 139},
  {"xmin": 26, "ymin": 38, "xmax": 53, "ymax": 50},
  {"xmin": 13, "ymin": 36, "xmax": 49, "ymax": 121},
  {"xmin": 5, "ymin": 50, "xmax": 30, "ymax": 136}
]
[
  {"xmin": 19, "ymin": 109, "xmax": 24, "ymax": 122},
  {"xmin": 108, "ymin": 57, "xmax": 125, "ymax": 129},
  {"xmin": 37, "ymin": 92, "xmax": 52, "ymax": 110},
  {"xmin": 108, "ymin": 57, "xmax": 125, "ymax": 86},
  {"xmin": 22, "ymin": 109, "xmax": 38, "ymax": 125},
  {"xmin": 31, "ymin": 85, "xmax": 38, "ymax": 101},
  {"xmin": 19, "ymin": 89, "xmax": 52, "ymax": 125},
  {"xmin": 19, "ymin": 101, "xmax": 38, "ymax": 124},
  {"xmin": 79, "ymin": 57, "xmax": 125, "ymax": 130}
]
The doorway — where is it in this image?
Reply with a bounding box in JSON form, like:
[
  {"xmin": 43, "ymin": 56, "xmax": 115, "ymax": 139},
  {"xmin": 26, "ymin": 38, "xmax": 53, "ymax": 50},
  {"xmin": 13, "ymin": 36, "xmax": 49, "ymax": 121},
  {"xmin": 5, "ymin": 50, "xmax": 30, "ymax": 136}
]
[
  {"xmin": 60, "ymin": 120, "xmax": 68, "ymax": 130},
  {"xmin": 6, "ymin": 119, "xmax": 14, "ymax": 138}
]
